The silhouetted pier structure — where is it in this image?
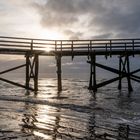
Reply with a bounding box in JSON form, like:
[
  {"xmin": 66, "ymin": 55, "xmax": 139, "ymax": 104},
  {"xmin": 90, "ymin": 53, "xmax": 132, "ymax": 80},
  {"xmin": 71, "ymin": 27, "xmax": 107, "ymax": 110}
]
[{"xmin": 0, "ymin": 36, "xmax": 140, "ymax": 92}]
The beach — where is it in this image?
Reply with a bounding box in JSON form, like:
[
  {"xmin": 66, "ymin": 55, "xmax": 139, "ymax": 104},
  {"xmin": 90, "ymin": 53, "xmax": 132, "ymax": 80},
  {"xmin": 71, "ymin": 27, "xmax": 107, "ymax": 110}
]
[{"xmin": 0, "ymin": 77, "xmax": 140, "ymax": 139}]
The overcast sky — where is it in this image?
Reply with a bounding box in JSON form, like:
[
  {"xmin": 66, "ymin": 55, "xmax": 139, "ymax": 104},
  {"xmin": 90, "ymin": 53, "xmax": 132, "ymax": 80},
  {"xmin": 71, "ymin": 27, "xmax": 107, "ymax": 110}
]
[
  {"xmin": 0, "ymin": 0, "xmax": 140, "ymax": 39},
  {"xmin": 0, "ymin": 0, "xmax": 140, "ymax": 76}
]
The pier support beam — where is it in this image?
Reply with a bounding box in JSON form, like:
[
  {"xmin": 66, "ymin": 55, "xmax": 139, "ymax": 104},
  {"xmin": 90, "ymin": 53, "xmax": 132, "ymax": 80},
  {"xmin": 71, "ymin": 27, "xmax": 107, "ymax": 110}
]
[
  {"xmin": 56, "ymin": 55, "xmax": 62, "ymax": 92},
  {"xmin": 34, "ymin": 54, "xmax": 39, "ymax": 91},
  {"xmin": 25, "ymin": 53, "xmax": 39, "ymax": 91},
  {"xmin": 118, "ymin": 55, "xmax": 133, "ymax": 92},
  {"xmin": 26, "ymin": 55, "xmax": 30, "ymax": 89},
  {"xmin": 88, "ymin": 55, "xmax": 97, "ymax": 92}
]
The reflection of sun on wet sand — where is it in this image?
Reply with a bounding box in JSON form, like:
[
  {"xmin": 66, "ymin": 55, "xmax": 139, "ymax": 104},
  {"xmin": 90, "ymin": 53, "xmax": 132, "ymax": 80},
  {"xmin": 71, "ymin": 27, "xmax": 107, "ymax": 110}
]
[{"xmin": 0, "ymin": 129, "xmax": 42, "ymax": 139}]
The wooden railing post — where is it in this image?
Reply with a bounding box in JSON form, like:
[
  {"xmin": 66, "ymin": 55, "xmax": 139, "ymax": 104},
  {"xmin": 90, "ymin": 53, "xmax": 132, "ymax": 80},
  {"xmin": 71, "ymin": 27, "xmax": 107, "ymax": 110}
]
[
  {"xmin": 55, "ymin": 41, "xmax": 57, "ymax": 51},
  {"xmin": 132, "ymin": 39, "xmax": 135, "ymax": 57},
  {"xmin": 88, "ymin": 44, "xmax": 90, "ymax": 60},
  {"xmin": 31, "ymin": 39, "xmax": 33, "ymax": 51},
  {"xmin": 71, "ymin": 41, "xmax": 74, "ymax": 60},
  {"xmin": 105, "ymin": 43, "xmax": 108, "ymax": 59},
  {"xmin": 110, "ymin": 40, "xmax": 112, "ymax": 57},
  {"xmin": 90, "ymin": 40, "xmax": 92, "ymax": 52},
  {"xmin": 61, "ymin": 41, "xmax": 62, "ymax": 56}
]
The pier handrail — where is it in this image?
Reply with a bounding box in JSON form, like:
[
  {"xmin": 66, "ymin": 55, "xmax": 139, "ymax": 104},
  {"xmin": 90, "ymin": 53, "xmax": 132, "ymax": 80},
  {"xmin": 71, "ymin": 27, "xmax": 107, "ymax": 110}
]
[{"xmin": 0, "ymin": 36, "xmax": 140, "ymax": 54}]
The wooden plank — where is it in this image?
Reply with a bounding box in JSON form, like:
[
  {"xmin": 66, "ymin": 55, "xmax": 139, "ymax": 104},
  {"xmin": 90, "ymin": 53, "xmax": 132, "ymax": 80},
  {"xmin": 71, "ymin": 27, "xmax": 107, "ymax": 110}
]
[
  {"xmin": 131, "ymin": 77, "xmax": 140, "ymax": 83},
  {"xmin": 1, "ymin": 35, "xmax": 140, "ymax": 41},
  {"xmin": 0, "ymin": 77, "xmax": 34, "ymax": 91},
  {"xmin": 131, "ymin": 74, "xmax": 140, "ymax": 80},
  {"xmin": 95, "ymin": 62, "xmax": 119, "ymax": 74},
  {"xmin": 96, "ymin": 77, "xmax": 119, "ymax": 88},
  {"xmin": 0, "ymin": 64, "xmax": 26, "ymax": 75}
]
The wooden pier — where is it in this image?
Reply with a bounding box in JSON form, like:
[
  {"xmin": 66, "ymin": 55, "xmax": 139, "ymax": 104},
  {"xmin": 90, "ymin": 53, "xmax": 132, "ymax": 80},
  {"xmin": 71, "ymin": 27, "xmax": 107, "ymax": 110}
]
[{"xmin": 0, "ymin": 36, "xmax": 140, "ymax": 92}]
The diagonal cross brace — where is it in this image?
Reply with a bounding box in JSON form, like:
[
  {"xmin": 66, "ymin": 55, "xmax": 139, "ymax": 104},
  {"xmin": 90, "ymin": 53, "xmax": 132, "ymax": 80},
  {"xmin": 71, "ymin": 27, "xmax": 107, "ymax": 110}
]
[
  {"xmin": 0, "ymin": 64, "xmax": 26, "ymax": 75},
  {"xmin": 29, "ymin": 58, "xmax": 35, "ymax": 79},
  {"xmin": 0, "ymin": 64, "xmax": 34, "ymax": 91},
  {"xmin": 0, "ymin": 77, "xmax": 34, "ymax": 91},
  {"xmin": 93, "ymin": 61, "xmax": 140, "ymax": 90},
  {"xmin": 95, "ymin": 62, "xmax": 140, "ymax": 80}
]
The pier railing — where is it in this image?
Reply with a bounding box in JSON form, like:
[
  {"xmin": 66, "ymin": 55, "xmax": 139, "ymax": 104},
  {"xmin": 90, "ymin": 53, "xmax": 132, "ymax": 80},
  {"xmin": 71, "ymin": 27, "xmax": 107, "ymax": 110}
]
[{"xmin": 0, "ymin": 36, "xmax": 140, "ymax": 54}]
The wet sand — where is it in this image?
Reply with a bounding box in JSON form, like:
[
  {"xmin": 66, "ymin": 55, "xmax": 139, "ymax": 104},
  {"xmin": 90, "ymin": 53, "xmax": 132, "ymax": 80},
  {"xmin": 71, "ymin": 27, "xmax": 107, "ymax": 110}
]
[{"xmin": 0, "ymin": 78, "xmax": 140, "ymax": 139}]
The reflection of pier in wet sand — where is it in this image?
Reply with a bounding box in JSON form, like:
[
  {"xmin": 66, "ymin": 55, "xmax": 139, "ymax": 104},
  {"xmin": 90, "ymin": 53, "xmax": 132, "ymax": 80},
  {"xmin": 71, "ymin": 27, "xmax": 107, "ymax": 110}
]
[
  {"xmin": 20, "ymin": 99, "xmax": 140, "ymax": 139},
  {"xmin": 0, "ymin": 36, "xmax": 140, "ymax": 92},
  {"xmin": 0, "ymin": 102, "xmax": 136, "ymax": 139}
]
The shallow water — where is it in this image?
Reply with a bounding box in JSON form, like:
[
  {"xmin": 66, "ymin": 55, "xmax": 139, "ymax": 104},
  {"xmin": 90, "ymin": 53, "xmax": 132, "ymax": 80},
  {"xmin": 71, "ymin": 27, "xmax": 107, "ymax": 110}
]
[{"xmin": 0, "ymin": 78, "xmax": 140, "ymax": 139}]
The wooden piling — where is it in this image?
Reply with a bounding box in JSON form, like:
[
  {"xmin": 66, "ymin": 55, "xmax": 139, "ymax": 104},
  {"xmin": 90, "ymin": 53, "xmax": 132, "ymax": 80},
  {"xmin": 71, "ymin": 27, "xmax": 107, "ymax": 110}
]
[
  {"xmin": 25, "ymin": 53, "xmax": 39, "ymax": 91},
  {"xmin": 56, "ymin": 55, "xmax": 62, "ymax": 91},
  {"xmin": 26, "ymin": 54, "xmax": 30, "ymax": 89},
  {"xmin": 126, "ymin": 56, "xmax": 133, "ymax": 92},
  {"xmin": 34, "ymin": 54, "xmax": 39, "ymax": 91},
  {"xmin": 118, "ymin": 56, "xmax": 122, "ymax": 90},
  {"xmin": 89, "ymin": 55, "xmax": 97, "ymax": 92}
]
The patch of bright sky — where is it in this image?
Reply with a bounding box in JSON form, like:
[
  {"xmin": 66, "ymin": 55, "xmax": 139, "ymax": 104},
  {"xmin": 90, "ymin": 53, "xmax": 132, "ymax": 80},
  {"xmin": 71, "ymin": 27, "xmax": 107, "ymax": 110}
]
[
  {"xmin": 0, "ymin": 0, "xmax": 64, "ymax": 39},
  {"xmin": 0, "ymin": 0, "xmax": 62, "ymax": 61}
]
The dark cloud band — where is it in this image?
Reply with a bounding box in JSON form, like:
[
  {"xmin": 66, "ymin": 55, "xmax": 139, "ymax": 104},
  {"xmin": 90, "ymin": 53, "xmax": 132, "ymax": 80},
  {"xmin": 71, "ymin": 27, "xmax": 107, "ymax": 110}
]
[{"xmin": 29, "ymin": 0, "xmax": 140, "ymax": 39}]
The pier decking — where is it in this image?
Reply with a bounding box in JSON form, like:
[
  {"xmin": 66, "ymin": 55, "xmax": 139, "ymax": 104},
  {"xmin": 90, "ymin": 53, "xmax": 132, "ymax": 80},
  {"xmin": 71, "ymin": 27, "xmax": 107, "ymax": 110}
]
[{"xmin": 0, "ymin": 36, "xmax": 140, "ymax": 92}]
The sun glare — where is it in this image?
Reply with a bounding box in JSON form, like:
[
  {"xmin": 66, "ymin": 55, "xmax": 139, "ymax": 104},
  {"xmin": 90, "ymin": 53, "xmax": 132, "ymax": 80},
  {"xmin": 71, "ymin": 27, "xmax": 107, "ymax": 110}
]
[
  {"xmin": 43, "ymin": 47, "xmax": 53, "ymax": 52},
  {"xmin": 34, "ymin": 131, "xmax": 51, "ymax": 139},
  {"xmin": 39, "ymin": 28, "xmax": 65, "ymax": 40},
  {"xmin": 33, "ymin": 27, "xmax": 66, "ymax": 52}
]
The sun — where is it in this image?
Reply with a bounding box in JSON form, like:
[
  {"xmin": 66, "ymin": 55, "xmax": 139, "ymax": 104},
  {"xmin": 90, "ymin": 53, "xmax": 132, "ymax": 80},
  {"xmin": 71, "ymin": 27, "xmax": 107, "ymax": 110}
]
[
  {"xmin": 43, "ymin": 47, "xmax": 53, "ymax": 52},
  {"xmin": 39, "ymin": 28, "xmax": 65, "ymax": 40},
  {"xmin": 31, "ymin": 26, "xmax": 66, "ymax": 52},
  {"xmin": 37, "ymin": 28, "xmax": 66, "ymax": 52}
]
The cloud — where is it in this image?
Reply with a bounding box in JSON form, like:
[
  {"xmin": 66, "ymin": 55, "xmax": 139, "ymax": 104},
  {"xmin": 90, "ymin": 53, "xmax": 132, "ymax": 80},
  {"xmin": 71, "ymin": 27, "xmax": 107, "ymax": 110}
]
[
  {"xmin": 63, "ymin": 30, "xmax": 83, "ymax": 39},
  {"xmin": 0, "ymin": 0, "xmax": 41, "ymax": 37},
  {"xmin": 34, "ymin": 0, "xmax": 99, "ymax": 39},
  {"xmin": 34, "ymin": 0, "xmax": 80, "ymax": 28},
  {"xmin": 1, "ymin": 0, "xmax": 140, "ymax": 39},
  {"xmin": 34, "ymin": 0, "xmax": 140, "ymax": 39},
  {"xmin": 92, "ymin": 33, "xmax": 114, "ymax": 39},
  {"xmin": 91, "ymin": 0, "xmax": 140, "ymax": 37}
]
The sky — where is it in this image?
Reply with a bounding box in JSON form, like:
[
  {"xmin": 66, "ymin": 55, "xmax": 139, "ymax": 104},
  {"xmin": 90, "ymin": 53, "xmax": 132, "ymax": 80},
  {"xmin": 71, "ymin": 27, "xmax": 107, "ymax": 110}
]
[
  {"xmin": 0, "ymin": 0, "xmax": 140, "ymax": 77},
  {"xmin": 0, "ymin": 0, "xmax": 140, "ymax": 39}
]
